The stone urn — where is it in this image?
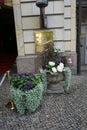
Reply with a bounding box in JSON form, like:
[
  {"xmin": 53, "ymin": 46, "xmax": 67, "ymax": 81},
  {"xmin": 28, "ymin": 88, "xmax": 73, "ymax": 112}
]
[
  {"xmin": 47, "ymin": 67, "xmax": 71, "ymax": 93},
  {"xmin": 47, "ymin": 72, "xmax": 65, "ymax": 91}
]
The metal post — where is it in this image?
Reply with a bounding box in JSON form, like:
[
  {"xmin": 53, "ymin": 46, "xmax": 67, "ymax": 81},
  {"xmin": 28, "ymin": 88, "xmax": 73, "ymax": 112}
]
[{"xmin": 40, "ymin": 7, "xmax": 45, "ymax": 28}]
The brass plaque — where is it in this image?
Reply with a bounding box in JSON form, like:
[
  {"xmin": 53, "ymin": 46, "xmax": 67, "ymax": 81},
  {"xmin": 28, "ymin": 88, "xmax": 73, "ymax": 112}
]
[{"xmin": 34, "ymin": 31, "xmax": 53, "ymax": 53}]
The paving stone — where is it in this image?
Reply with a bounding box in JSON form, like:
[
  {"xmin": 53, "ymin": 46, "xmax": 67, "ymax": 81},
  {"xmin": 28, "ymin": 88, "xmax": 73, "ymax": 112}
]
[{"xmin": 0, "ymin": 70, "xmax": 87, "ymax": 130}]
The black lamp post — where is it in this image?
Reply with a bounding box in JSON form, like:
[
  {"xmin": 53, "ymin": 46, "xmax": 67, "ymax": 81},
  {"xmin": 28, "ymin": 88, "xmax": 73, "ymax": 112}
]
[
  {"xmin": 76, "ymin": 0, "xmax": 82, "ymax": 75},
  {"xmin": 36, "ymin": 0, "xmax": 48, "ymax": 28}
]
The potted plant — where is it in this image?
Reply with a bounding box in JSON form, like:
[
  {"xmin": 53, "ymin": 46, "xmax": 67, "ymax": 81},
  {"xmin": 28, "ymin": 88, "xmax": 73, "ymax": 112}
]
[
  {"xmin": 45, "ymin": 47, "xmax": 71, "ymax": 93},
  {"xmin": 10, "ymin": 71, "xmax": 46, "ymax": 115}
]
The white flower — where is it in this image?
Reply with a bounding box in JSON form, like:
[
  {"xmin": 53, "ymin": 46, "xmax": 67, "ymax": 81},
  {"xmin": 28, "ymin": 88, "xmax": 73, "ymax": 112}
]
[
  {"xmin": 59, "ymin": 62, "xmax": 64, "ymax": 69},
  {"xmin": 52, "ymin": 67, "xmax": 57, "ymax": 73},
  {"xmin": 49, "ymin": 61, "xmax": 55, "ymax": 66},
  {"xmin": 57, "ymin": 65, "xmax": 63, "ymax": 72}
]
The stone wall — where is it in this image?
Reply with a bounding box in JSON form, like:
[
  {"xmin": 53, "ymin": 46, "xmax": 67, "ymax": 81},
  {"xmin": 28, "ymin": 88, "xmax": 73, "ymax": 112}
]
[
  {"xmin": 12, "ymin": 0, "xmax": 77, "ymax": 73},
  {"xmin": 12, "ymin": 0, "xmax": 76, "ymax": 55},
  {"xmin": 4, "ymin": 0, "xmax": 12, "ymax": 6}
]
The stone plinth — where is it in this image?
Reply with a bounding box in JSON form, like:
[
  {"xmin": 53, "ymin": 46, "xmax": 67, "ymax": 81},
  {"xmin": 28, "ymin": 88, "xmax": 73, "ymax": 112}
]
[{"xmin": 16, "ymin": 53, "xmax": 45, "ymax": 73}]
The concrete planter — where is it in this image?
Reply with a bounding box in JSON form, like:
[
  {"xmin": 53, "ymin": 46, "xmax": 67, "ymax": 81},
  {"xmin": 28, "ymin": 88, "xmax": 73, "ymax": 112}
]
[
  {"xmin": 47, "ymin": 72, "xmax": 64, "ymax": 91},
  {"xmin": 47, "ymin": 67, "xmax": 71, "ymax": 93},
  {"xmin": 47, "ymin": 72, "xmax": 64, "ymax": 84}
]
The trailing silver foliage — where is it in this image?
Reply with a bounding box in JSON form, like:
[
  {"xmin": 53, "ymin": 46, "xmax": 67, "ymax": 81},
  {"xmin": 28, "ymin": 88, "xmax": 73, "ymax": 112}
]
[
  {"xmin": 10, "ymin": 82, "xmax": 44, "ymax": 115},
  {"xmin": 63, "ymin": 67, "xmax": 71, "ymax": 93},
  {"xmin": 40, "ymin": 69, "xmax": 47, "ymax": 93}
]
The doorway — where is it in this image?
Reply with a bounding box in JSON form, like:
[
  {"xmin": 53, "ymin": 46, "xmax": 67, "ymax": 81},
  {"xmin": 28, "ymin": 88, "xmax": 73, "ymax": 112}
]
[
  {"xmin": 81, "ymin": 28, "xmax": 87, "ymax": 65},
  {"xmin": 0, "ymin": 6, "xmax": 17, "ymax": 74},
  {"xmin": 76, "ymin": 0, "xmax": 87, "ymax": 74},
  {"xmin": 81, "ymin": 7, "xmax": 87, "ymax": 65},
  {"xmin": 0, "ymin": 6, "xmax": 17, "ymax": 55}
]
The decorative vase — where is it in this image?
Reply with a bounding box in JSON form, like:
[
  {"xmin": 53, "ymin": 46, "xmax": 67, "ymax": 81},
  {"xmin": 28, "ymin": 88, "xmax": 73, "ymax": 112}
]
[
  {"xmin": 47, "ymin": 72, "xmax": 64, "ymax": 83},
  {"xmin": 47, "ymin": 72, "xmax": 64, "ymax": 91},
  {"xmin": 47, "ymin": 67, "xmax": 71, "ymax": 93}
]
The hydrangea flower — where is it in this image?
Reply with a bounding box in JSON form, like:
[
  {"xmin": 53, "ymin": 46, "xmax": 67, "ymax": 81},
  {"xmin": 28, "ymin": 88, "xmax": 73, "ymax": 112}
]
[
  {"xmin": 57, "ymin": 65, "xmax": 63, "ymax": 72},
  {"xmin": 59, "ymin": 62, "xmax": 64, "ymax": 69},
  {"xmin": 52, "ymin": 67, "xmax": 57, "ymax": 73},
  {"xmin": 49, "ymin": 61, "xmax": 55, "ymax": 66},
  {"xmin": 57, "ymin": 63, "xmax": 64, "ymax": 72},
  {"xmin": 46, "ymin": 48, "xmax": 66, "ymax": 73}
]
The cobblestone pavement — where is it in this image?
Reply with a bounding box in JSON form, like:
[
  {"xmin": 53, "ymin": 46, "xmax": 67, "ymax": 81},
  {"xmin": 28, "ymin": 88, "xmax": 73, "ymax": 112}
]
[{"xmin": 0, "ymin": 70, "xmax": 87, "ymax": 130}]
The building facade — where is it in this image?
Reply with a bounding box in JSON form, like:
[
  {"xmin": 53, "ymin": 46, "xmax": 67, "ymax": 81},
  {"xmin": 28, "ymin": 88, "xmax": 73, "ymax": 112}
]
[{"xmin": 1, "ymin": 0, "xmax": 77, "ymax": 73}]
